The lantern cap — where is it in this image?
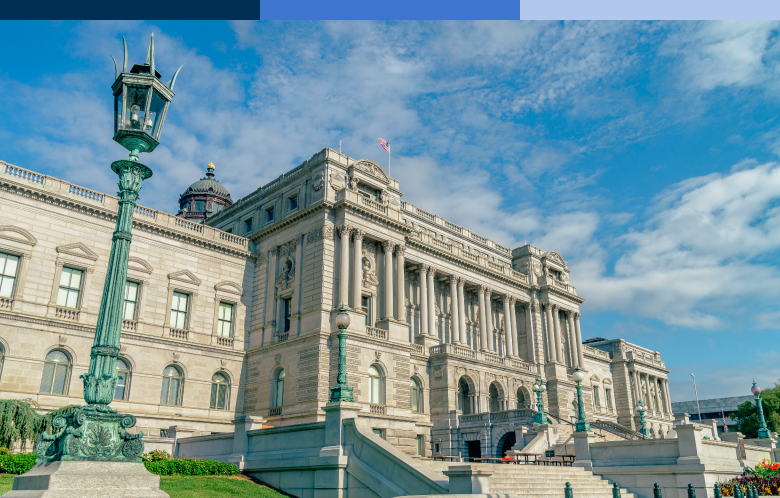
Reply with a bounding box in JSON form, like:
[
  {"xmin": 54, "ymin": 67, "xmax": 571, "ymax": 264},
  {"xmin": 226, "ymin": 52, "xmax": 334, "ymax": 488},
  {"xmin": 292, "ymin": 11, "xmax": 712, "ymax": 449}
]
[{"xmin": 572, "ymin": 369, "xmax": 587, "ymax": 382}]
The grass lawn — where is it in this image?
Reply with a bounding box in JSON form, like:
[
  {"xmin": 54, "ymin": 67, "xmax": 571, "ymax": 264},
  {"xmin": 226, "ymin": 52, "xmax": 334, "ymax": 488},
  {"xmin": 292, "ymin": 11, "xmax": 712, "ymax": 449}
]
[{"xmin": 0, "ymin": 474, "xmax": 290, "ymax": 498}]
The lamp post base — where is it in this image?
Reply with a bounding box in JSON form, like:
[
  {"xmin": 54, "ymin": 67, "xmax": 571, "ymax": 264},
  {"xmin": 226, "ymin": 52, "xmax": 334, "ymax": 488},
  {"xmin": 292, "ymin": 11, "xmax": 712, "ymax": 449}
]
[
  {"xmin": 2, "ymin": 461, "xmax": 168, "ymax": 497},
  {"xmin": 35, "ymin": 406, "xmax": 145, "ymax": 463}
]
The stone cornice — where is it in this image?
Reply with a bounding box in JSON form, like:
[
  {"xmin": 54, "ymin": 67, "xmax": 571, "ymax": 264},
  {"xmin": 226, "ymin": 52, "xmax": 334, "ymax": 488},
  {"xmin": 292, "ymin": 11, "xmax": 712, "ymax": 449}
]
[
  {"xmin": 541, "ymin": 284, "xmax": 586, "ymax": 305},
  {"xmin": 249, "ymin": 201, "xmax": 332, "ymax": 243},
  {"xmin": 335, "ymin": 198, "xmax": 411, "ymax": 233},
  {"xmin": 0, "ymin": 175, "xmax": 253, "ymax": 259}
]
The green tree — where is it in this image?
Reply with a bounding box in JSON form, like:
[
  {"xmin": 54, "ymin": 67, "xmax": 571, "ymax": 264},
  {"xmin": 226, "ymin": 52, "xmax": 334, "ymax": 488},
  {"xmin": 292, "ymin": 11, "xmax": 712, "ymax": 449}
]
[
  {"xmin": 733, "ymin": 381, "xmax": 780, "ymax": 438},
  {"xmin": 0, "ymin": 399, "xmax": 79, "ymax": 450}
]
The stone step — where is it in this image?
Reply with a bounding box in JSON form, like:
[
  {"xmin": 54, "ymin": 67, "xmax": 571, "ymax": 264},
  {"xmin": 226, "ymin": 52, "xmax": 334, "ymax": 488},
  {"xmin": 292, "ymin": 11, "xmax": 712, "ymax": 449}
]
[
  {"xmin": 490, "ymin": 480, "xmax": 617, "ymax": 487},
  {"xmin": 491, "ymin": 490, "xmax": 635, "ymax": 498}
]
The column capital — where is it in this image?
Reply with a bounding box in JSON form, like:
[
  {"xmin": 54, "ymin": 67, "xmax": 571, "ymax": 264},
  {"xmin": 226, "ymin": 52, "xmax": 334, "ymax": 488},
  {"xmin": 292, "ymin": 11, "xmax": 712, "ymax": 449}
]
[
  {"xmin": 478, "ymin": 284, "xmax": 487, "ymax": 295},
  {"xmin": 449, "ymin": 275, "xmax": 459, "ymax": 285},
  {"xmin": 574, "ymin": 311, "xmax": 581, "ymax": 319},
  {"xmin": 508, "ymin": 295, "xmax": 517, "ymax": 305},
  {"xmin": 353, "ymin": 229, "xmax": 365, "ymax": 241},
  {"xmin": 420, "ymin": 263, "xmax": 430, "ymax": 274},
  {"xmin": 395, "ymin": 244, "xmax": 406, "ymax": 256},
  {"xmin": 337, "ymin": 224, "xmax": 353, "ymax": 237},
  {"xmin": 382, "ymin": 240, "xmax": 396, "ymax": 253},
  {"xmin": 457, "ymin": 276, "xmax": 467, "ymax": 287},
  {"xmin": 551, "ymin": 303, "xmax": 559, "ymax": 312},
  {"xmin": 484, "ymin": 287, "xmax": 492, "ymax": 297},
  {"xmin": 427, "ymin": 265, "xmax": 437, "ymax": 276}
]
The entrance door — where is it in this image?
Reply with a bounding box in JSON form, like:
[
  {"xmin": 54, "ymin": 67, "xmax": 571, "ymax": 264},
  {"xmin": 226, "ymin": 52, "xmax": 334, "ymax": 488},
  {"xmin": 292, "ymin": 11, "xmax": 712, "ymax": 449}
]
[
  {"xmin": 499, "ymin": 432, "xmax": 517, "ymax": 457},
  {"xmin": 466, "ymin": 440, "xmax": 482, "ymax": 461}
]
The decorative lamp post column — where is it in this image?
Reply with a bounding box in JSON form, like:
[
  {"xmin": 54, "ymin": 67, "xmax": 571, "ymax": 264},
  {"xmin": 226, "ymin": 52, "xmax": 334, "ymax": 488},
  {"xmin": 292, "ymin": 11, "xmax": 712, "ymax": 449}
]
[
  {"xmin": 533, "ymin": 376, "xmax": 548, "ymax": 425},
  {"xmin": 572, "ymin": 369, "xmax": 591, "ymax": 432},
  {"xmin": 329, "ymin": 306, "xmax": 354, "ymax": 402},
  {"xmin": 36, "ymin": 34, "xmax": 184, "ymax": 463},
  {"xmin": 752, "ymin": 381, "xmax": 770, "ymax": 439},
  {"xmin": 637, "ymin": 400, "xmax": 651, "ymax": 438}
]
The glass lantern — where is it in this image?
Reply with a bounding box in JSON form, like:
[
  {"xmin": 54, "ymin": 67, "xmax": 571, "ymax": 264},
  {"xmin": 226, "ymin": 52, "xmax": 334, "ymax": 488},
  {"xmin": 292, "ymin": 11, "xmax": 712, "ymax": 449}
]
[{"xmin": 111, "ymin": 36, "xmax": 178, "ymax": 156}]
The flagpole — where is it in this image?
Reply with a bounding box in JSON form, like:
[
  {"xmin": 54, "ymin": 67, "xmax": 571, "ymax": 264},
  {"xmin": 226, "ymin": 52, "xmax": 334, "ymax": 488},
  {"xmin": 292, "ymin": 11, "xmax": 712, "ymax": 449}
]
[{"xmin": 388, "ymin": 143, "xmax": 391, "ymax": 175}]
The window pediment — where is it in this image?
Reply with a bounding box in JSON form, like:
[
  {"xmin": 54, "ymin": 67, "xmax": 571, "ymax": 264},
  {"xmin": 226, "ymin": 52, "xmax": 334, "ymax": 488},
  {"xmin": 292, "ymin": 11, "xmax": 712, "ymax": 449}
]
[
  {"xmin": 167, "ymin": 269, "xmax": 202, "ymax": 286},
  {"xmin": 56, "ymin": 242, "xmax": 98, "ymax": 261},
  {"xmin": 127, "ymin": 256, "xmax": 153, "ymax": 274},
  {"xmin": 215, "ymin": 281, "xmax": 243, "ymax": 296},
  {"xmin": 0, "ymin": 225, "xmax": 37, "ymax": 246}
]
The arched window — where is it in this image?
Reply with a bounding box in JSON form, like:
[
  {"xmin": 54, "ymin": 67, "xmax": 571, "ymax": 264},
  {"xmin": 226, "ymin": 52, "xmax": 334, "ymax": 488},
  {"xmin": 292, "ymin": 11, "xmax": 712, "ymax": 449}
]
[
  {"xmin": 115, "ymin": 358, "xmax": 130, "ymax": 400},
  {"xmin": 489, "ymin": 383, "xmax": 501, "ymax": 413},
  {"xmin": 410, "ymin": 377, "xmax": 422, "ymax": 413},
  {"xmin": 517, "ymin": 388, "xmax": 526, "ymax": 408},
  {"xmin": 160, "ymin": 366, "xmax": 183, "ymax": 406},
  {"xmin": 368, "ymin": 365, "xmax": 383, "ymax": 404},
  {"xmin": 40, "ymin": 350, "xmax": 70, "ymax": 395},
  {"xmin": 273, "ymin": 369, "xmax": 285, "ymax": 407},
  {"xmin": 210, "ymin": 372, "xmax": 229, "ymax": 410},
  {"xmin": 458, "ymin": 378, "xmax": 471, "ymax": 415}
]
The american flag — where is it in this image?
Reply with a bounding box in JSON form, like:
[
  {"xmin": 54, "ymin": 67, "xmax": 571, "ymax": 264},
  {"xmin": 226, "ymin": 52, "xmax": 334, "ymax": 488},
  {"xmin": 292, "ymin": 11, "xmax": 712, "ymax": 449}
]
[{"xmin": 378, "ymin": 138, "xmax": 390, "ymax": 152}]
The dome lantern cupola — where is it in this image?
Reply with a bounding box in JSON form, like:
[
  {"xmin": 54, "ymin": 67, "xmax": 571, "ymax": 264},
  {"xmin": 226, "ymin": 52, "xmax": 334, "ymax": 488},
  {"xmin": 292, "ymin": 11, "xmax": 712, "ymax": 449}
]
[{"xmin": 177, "ymin": 162, "xmax": 232, "ymax": 222}]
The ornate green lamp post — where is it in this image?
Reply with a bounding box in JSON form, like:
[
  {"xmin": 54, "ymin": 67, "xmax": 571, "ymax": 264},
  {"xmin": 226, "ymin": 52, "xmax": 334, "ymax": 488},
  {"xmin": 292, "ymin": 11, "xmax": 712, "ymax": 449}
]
[
  {"xmin": 636, "ymin": 400, "xmax": 651, "ymax": 438},
  {"xmin": 533, "ymin": 376, "xmax": 548, "ymax": 425},
  {"xmin": 572, "ymin": 369, "xmax": 591, "ymax": 432},
  {"xmin": 329, "ymin": 306, "xmax": 354, "ymax": 402},
  {"xmin": 751, "ymin": 381, "xmax": 770, "ymax": 439},
  {"xmin": 36, "ymin": 34, "xmax": 183, "ymax": 463}
]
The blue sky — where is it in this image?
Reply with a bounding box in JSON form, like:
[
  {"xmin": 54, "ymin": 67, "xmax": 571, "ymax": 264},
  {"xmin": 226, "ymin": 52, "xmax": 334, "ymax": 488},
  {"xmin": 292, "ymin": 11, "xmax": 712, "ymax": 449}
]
[{"xmin": 1, "ymin": 20, "xmax": 779, "ymax": 402}]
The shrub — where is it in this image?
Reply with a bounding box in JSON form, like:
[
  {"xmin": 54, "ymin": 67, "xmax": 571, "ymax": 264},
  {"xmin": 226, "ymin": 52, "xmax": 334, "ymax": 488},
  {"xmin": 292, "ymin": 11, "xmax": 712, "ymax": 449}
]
[
  {"xmin": 720, "ymin": 475, "xmax": 780, "ymax": 496},
  {"xmin": 144, "ymin": 458, "xmax": 238, "ymax": 477},
  {"xmin": 141, "ymin": 449, "xmax": 173, "ymax": 463},
  {"xmin": 0, "ymin": 453, "xmax": 37, "ymax": 475}
]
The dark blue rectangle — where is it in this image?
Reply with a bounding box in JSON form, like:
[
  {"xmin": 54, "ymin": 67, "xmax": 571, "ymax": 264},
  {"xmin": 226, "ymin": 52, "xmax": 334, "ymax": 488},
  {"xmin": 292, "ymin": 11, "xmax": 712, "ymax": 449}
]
[
  {"xmin": 2, "ymin": 0, "xmax": 259, "ymax": 20},
  {"xmin": 260, "ymin": 0, "xmax": 520, "ymax": 20}
]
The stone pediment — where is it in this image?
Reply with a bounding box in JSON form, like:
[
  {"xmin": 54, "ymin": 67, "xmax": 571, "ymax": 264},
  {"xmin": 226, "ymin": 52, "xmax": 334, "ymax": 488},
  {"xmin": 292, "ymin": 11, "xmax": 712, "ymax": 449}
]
[
  {"xmin": 56, "ymin": 242, "xmax": 98, "ymax": 261},
  {"xmin": 127, "ymin": 256, "xmax": 154, "ymax": 274},
  {"xmin": 215, "ymin": 281, "xmax": 243, "ymax": 296},
  {"xmin": 167, "ymin": 269, "xmax": 202, "ymax": 286},
  {"xmin": 544, "ymin": 251, "xmax": 567, "ymax": 268},
  {"xmin": 351, "ymin": 160, "xmax": 390, "ymax": 184},
  {"xmin": 0, "ymin": 226, "xmax": 37, "ymax": 246}
]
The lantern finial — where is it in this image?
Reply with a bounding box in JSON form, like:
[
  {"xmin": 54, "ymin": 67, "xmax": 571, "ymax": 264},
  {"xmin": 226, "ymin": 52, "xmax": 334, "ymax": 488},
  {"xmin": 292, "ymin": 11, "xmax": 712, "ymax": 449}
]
[
  {"xmin": 168, "ymin": 64, "xmax": 185, "ymax": 90},
  {"xmin": 148, "ymin": 33, "xmax": 155, "ymax": 82},
  {"xmin": 122, "ymin": 36, "xmax": 128, "ymax": 73},
  {"xmin": 111, "ymin": 55, "xmax": 118, "ymax": 80}
]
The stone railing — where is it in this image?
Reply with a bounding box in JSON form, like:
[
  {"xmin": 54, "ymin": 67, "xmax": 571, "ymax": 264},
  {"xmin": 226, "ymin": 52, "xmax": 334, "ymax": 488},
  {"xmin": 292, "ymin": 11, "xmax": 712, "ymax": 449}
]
[
  {"xmin": 169, "ymin": 328, "xmax": 188, "ymax": 340},
  {"xmin": 268, "ymin": 406, "xmax": 282, "ymax": 417},
  {"xmin": 122, "ymin": 319, "xmax": 138, "ymax": 331},
  {"xmin": 216, "ymin": 336, "xmax": 234, "ymax": 347},
  {"xmin": 366, "ymin": 326, "xmax": 388, "ymax": 340},
  {"xmin": 427, "ymin": 343, "xmax": 530, "ymax": 370},
  {"xmin": 361, "ymin": 196, "xmax": 388, "ymax": 215},
  {"xmin": 0, "ymin": 162, "xmax": 250, "ymax": 253},
  {"xmin": 55, "ymin": 308, "xmax": 79, "ymax": 321},
  {"xmin": 459, "ymin": 413, "xmax": 485, "ymax": 423},
  {"xmin": 584, "ymin": 345, "xmax": 611, "ymax": 360},
  {"xmin": 370, "ymin": 404, "xmax": 386, "ymax": 415},
  {"xmin": 277, "ymin": 332, "xmax": 289, "ymax": 343},
  {"xmin": 412, "ymin": 344, "xmax": 427, "ymax": 356},
  {"xmin": 0, "ymin": 297, "xmax": 13, "ymax": 310}
]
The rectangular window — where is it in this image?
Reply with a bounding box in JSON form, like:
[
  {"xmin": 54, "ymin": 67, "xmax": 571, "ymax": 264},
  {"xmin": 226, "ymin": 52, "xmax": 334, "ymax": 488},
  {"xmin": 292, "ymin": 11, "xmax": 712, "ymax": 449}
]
[
  {"xmin": 217, "ymin": 302, "xmax": 234, "ymax": 337},
  {"xmin": 605, "ymin": 388, "xmax": 613, "ymax": 409},
  {"xmin": 170, "ymin": 291, "xmax": 189, "ymax": 329},
  {"xmin": 213, "ymin": 203, "xmax": 223, "ymax": 213},
  {"xmin": 416, "ymin": 435, "xmax": 423, "ymax": 456},
  {"xmin": 362, "ymin": 295, "xmax": 370, "ymax": 326},
  {"xmin": 123, "ymin": 281, "xmax": 139, "ymax": 320},
  {"xmin": 289, "ymin": 196, "xmax": 298, "ymax": 210},
  {"xmin": 195, "ymin": 200, "xmax": 206, "ymax": 212},
  {"xmin": 267, "ymin": 207, "xmax": 275, "ymax": 222},
  {"xmin": 0, "ymin": 252, "xmax": 20, "ymax": 298},
  {"xmin": 372, "ymin": 428, "xmax": 385, "ymax": 439},
  {"xmin": 244, "ymin": 218, "xmax": 253, "ymax": 233},
  {"xmin": 282, "ymin": 298, "xmax": 292, "ymax": 332},
  {"xmin": 56, "ymin": 267, "xmax": 83, "ymax": 309},
  {"xmin": 593, "ymin": 386, "xmax": 601, "ymax": 407}
]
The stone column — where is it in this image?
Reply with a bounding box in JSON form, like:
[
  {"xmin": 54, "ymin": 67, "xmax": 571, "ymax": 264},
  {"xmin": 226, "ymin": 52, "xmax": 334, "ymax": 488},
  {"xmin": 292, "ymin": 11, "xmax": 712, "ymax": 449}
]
[
  {"xmin": 525, "ymin": 302, "xmax": 536, "ymax": 362},
  {"xmin": 419, "ymin": 265, "xmax": 429, "ymax": 337},
  {"xmin": 574, "ymin": 312, "xmax": 585, "ymax": 370},
  {"xmin": 427, "ymin": 266, "xmax": 437, "ymax": 338},
  {"xmin": 449, "ymin": 276, "xmax": 460, "ymax": 344},
  {"xmin": 510, "ymin": 298, "xmax": 521, "ymax": 358},
  {"xmin": 544, "ymin": 303, "xmax": 556, "ymax": 363},
  {"xmin": 664, "ymin": 379, "xmax": 673, "ymax": 416},
  {"xmin": 644, "ymin": 374, "xmax": 652, "ymax": 414},
  {"xmin": 337, "ymin": 224, "xmax": 352, "ymax": 308},
  {"xmin": 395, "ymin": 245, "xmax": 406, "ymax": 321},
  {"xmin": 631, "ymin": 370, "xmax": 641, "ymax": 405},
  {"xmin": 552, "ymin": 304, "xmax": 563, "ymax": 363},
  {"xmin": 382, "ymin": 241, "xmax": 395, "ymax": 319},
  {"xmin": 457, "ymin": 278, "xmax": 467, "ymax": 345},
  {"xmin": 566, "ymin": 311, "xmax": 577, "ymax": 368},
  {"xmin": 351, "ymin": 229, "xmax": 364, "ymax": 310},
  {"xmin": 478, "ymin": 286, "xmax": 488, "ymax": 352},
  {"xmin": 503, "ymin": 297, "xmax": 513, "ymax": 358},
  {"xmin": 484, "ymin": 288, "xmax": 494, "ymax": 351}
]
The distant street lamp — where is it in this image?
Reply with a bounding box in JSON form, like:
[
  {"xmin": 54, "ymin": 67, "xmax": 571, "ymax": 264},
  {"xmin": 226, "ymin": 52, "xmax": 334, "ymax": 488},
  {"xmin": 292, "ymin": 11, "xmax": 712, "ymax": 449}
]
[
  {"xmin": 691, "ymin": 373, "xmax": 703, "ymax": 423},
  {"xmin": 572, "ymin": 369, "xmax": 591, "ymax": 433},
  {"xmin": 533, "ymin": 376, "xmax": 548, "ymax": 425},
  {"xmin": 752, "ymin": 381, "xmax": 770, "ymax": 439},
  {"xmin": 36, "ymin": 34, "xmax": 183, "ymax": 463},
  {"xmin": 329, "ymin": 306, "xmax": 354, "ymax": 402},
  {"xmin": 637, "ymin": 400, "xmax": 651, "ymax": 438}
]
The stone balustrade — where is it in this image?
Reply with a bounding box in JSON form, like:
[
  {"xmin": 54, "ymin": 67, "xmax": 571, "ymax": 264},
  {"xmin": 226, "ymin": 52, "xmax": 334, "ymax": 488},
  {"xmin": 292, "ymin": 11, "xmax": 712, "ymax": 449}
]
[
  {"xmin": 428, "ymin": 343, "xmax": 530, "ymax": 371},
  {"xmin": 365, "ymin": 326, "xmax": 388, "ymax": 340}
]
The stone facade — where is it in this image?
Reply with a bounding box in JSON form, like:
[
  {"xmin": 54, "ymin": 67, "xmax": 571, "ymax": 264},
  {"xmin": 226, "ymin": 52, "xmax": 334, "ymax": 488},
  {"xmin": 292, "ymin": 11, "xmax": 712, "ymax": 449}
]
[{"xmin": 0, "ymin": 148, "xmax": 673, "ymax": 457}]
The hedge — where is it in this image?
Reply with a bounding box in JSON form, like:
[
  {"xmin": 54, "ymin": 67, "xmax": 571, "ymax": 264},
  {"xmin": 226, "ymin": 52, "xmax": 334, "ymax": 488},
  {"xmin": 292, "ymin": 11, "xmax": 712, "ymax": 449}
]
[
  {"xmin": 0, "ymin": 453, "xmax": 37, "ymax": 475},
  {"xmin": 144, "ymin": 458, "xmax": 238, "ymax": 476}
]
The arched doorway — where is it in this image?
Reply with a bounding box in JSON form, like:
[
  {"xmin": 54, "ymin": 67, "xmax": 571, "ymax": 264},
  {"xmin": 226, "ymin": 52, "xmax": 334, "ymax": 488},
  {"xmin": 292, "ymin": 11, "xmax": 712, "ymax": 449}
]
[
  {"xmin": 489, "ymin": 382, "xmax": 501, "ymax": 413},
  {"xmin": 517, "ymin": 388, "xmax": 527, "ymax": 408},
  {"xmin": 497, "ymin": 431, "xmax": 517, "ymax": 458}
]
